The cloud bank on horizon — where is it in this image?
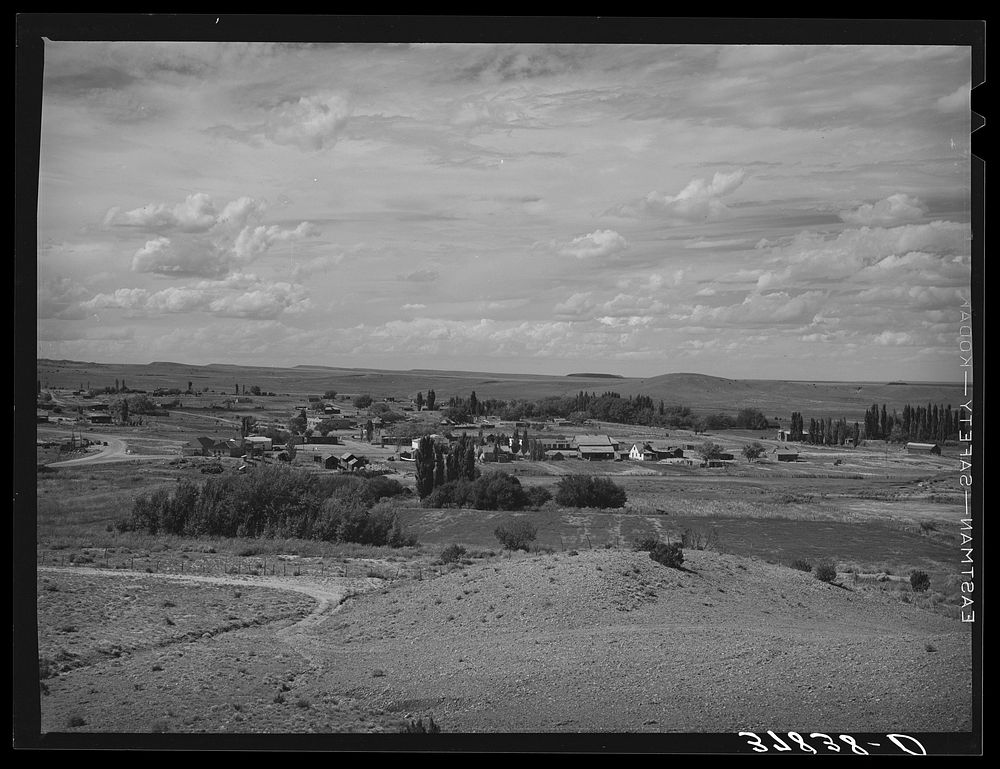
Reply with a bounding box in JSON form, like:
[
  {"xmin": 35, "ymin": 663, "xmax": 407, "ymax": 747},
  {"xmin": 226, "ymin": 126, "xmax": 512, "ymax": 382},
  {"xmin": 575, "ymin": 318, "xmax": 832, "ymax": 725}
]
[{"xmin": 37, "ymin": 41, "xmax": 972, "ymax": 381}]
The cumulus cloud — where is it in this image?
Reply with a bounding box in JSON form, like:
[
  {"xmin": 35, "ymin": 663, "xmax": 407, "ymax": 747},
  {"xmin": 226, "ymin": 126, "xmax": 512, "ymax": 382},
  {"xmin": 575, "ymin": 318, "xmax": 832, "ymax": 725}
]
[
  {"xmin": 130, "ymin": 236, "xmax": 229, "ymax": 277},
  {"xmin": 553, "ymin": 292, "xmax": 595, "ymax": 317},
  {"xmin": 608, "ymin": 169, "xmax": 746, "ymax": 221},
  {"xmin": 81, "ymin": 275, "xmax": 309, "ymax": 320},
  {"xmin": 109, "ymin": 194, "xmax": 319, "ymax": 277},
  {"xmin": 104, "ymin": 192, "xmax": 220, "ymax": 232},
  {"xmin": 936, "ymin": 82, "xmax": 970, "ymax": 113},
  {"xmin": 872, "ymin": 330, "xmax": 916, "ymax": 346},
  {"xmin": 685, "ymin": 290, "xmax": 826, "ymax": 327},
  {"xmin": 37, "ymin": 276, "xmax": 90, "ymax": 320},
  {"xmin": 233, "ymin": 222, "xmax": 320, "ymax": 262},
  {"xmin": 558, "ymin": 229, "xmax": 628, "ymax": 259},
  {"xmin": 401, "ymin": 268, "xmax": 439, "ymax": 283},
  {"xmin": 265, "ymin": 92, "xmax": 350, "ymax": 151},
  {"xmin": 839, "ymin": 194, "xmax": 929, "ymax": 226}
]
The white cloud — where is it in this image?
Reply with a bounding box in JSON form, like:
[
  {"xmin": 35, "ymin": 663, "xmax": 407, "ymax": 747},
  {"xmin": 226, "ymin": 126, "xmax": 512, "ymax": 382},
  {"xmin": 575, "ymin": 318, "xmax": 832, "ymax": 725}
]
[
  {"xmin": 105, "ymin": 192, "xmax": 220, "ymax": 232},
  {"xmin": 553, "ymin": 292, "xmax": 595, "ymax": 317},
  {"xmin": 872, "ymin": 330, "xmax": 916, "ymax": 346},
  {"xmin": 839, "ymin": 194, "xmax": 929, "ymax": 226},
  {"xmin": 80, "ymin": 275, "xmax": 309, "ymax": 320},
  {"xmin": 130, "ymin": 236, "xmax": 229, "ymax": 277},
  {"xmin": 558, "ymin": 229, "xmax": 628, "ymax": 259},
  {"xmin": 609, "ymin": 169, "xmax": 746, "ymax": 221},
  {"xmin": 265, "ymin": 92, "xmax": 351, "ymax": 151},
  {"xmin": 686, "ymin": 290, "xmax": 826, "ymax": 327},
  {"xmin": 105, "ymin": 193, "xmax": 319, "ymax": 278},
  {"xmin": 936, "ymin": 82, "xmax": 970, "ymax": 113}
]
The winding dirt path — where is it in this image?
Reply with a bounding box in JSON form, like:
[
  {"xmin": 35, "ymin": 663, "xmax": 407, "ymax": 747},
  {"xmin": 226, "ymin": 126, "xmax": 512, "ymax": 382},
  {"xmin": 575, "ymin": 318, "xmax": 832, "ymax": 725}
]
[{"xmin": 37, "ymin": 566, "xmax": 359, "ymax": 662}]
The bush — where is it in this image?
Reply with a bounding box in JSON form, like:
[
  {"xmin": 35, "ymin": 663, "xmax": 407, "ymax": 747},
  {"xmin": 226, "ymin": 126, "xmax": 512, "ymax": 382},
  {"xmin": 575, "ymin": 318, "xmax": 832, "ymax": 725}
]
[
  {"xmin": 494, "ymin": 518, "xmax": 537, "ymax": 551},
  {"xmin": 649, "ymin": 542, "xmax": 684, "ymax": 568},
  {"xmin": 790, "ymin": 558, "xmax": 813, "ymax": 572},
  {"xmin": 440, "ymin": 544, "xmax": 467, "ymax": 564},
  {"xmin": 555, "ymin": 475, "xmax": 627, "ymax": 508},
  {"xmin": 401, "ymin": 717, "xmax": 440, "ymax": 734},
  {"xmin": 632, "ymin": 537, "xmax": 660, "ymax": 553},
  {"xmin": 814, "ymin": 561, "xmax": 838, "ymax": 583},
  {"xmin": 910, "ymin": 570, "xmax": 931, "ymax": 592},
  {"xmin": 524, "ymin": 485, "xmax": 552, "ymax": 509},
  {"xmin": 423, "ymin": 474, "xmax": 529, "ymax": 511},
  {"xmin": 681, "ymin": 526, "xmax": 720, "ymax": 551}
]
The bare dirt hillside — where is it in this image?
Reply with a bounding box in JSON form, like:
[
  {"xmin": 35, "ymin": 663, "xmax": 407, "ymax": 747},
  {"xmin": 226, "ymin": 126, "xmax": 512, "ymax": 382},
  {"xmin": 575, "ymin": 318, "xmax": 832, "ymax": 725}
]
[{"xmin": 36, "ymin": 548, "xmax": 971, "ymax": 735}]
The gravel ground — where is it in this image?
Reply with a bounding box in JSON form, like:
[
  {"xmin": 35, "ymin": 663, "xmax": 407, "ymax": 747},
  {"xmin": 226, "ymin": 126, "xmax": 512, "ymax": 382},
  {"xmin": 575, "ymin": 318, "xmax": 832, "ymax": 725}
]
[{"xmin": 33, "ymin": 548, "xmax": 972, "ymax": 736}]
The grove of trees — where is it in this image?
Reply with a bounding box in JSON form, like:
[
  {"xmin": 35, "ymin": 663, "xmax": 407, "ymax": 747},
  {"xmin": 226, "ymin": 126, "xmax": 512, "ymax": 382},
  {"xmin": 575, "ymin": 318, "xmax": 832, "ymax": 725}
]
[{"xmin": 117, "ymin": 466, "xmax": 416, "ymax": 547}]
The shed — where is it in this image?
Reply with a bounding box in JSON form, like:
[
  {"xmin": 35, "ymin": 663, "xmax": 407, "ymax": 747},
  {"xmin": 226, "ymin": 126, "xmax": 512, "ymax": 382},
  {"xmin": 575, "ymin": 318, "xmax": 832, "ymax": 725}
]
[
  {"xmin": 906, "ymin": 442, "xmax": 942, "ymax": 455},
  {"xmin": 324, "ymin": 455, "xmax": 341, "ymax": 470},
  {"xmin": 775, "ymin": 450, "xmax": 799, "ymax": 462}
]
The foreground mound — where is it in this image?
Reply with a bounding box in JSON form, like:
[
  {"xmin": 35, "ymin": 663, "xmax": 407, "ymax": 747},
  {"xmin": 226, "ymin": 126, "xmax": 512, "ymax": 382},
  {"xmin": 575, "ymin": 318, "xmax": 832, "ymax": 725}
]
[{"xmin": 324, "ymin": 549, "xmax": 971, "ymax": 733}]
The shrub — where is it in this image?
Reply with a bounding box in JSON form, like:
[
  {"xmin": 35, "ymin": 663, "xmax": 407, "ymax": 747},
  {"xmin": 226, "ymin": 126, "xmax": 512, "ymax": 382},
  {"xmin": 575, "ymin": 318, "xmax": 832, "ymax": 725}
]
[
  {"xmin": 649, "ymin": 542, "xmax": 684, "ymax": 568},
  {"xmin": 910, "ymin": 570, "xmax": 931, "ymax": 592},
  {"xmin": 494, "ymin": 518, "xmax": 537, "ymax": 551},
  {"xmin": 524, "ymin": 485, "xmax": 552, "ymax": 509},
  {"xmin": 681, "ymin": 526, "xmax": 720, "ymax": 551},
  {"xmin": 632, "ymin": 537, "xmax": 660, "ymax": 553},
  {"xmin": 790, "ymin": 558, "xmax": 813, "ymax": 572},
  {"xmin": 814, "ymin": 561, "xmax": 838, "ymax": 583},
  {"xmin": 401, "ymin": 717, "xmax": 440, "ymax": 733},
  {"xmin": 440, "ymin": 544, "xmax": 467, "ymax": 564},
  {"xmin": 555, "ymin": 475, "xmax": 627, "ymax": 508}
]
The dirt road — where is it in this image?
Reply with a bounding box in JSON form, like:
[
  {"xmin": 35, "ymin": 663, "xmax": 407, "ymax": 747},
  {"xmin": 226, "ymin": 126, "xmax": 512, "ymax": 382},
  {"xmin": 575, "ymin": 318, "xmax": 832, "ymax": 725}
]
[{"xmin": 45, "ymin": 434, "xmax": 179, "ymax": 467}]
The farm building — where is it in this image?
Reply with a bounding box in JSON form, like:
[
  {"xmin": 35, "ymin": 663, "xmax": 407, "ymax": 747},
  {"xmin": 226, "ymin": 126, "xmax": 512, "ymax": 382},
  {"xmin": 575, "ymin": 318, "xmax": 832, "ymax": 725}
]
[
  {"xmin": 85, "ymin": 411, "xmax": 112, "ymax": 425},
  {"xmin": 630, "ymin": 443, "xmax": 684, "ymax": 460},
  {"xmin": 777, "ymin": 429, "xmax": 810, "ymax": 442},
  {"xmin": 479, "ymin": 448, "xmax": 513, "ymax": 463},
  {"xmin": 323, "ymin": 455, "xmax": 341, "ymax": 470},
  {"xmin": 196, "ymin": 436, "xmax": 227, "ymax": 456},
  {"xmin": 339, "ymin": 452, "xmax": 368, "ymax": 471},
  {"xmin": 774, "ymin": 449, "xmax": 799, "ymax": 462},
  {"xmin": 575, "ymin": 435, "xmax": 619, "ymax": 461},
  {"xmin": 544, "ymin": 450, "xmax": 565, "ymax": 461},
  {"xmin": 540, "ymin": 435, "xmax": 573, "ymax": 451},
  {"xmin": 323, "ymin": 405, "xmax": 341, "ymax": 414},
  {"xmin": 244, "ymin": 435, "xmax": 273, "ymax": 451},
  {"xmin": 715, "ymin": 452, "xmax": 735, "ymax": 461},
  {"xmin": 906, "ymin": 442, "xmax": 942, "ymax": 455}
]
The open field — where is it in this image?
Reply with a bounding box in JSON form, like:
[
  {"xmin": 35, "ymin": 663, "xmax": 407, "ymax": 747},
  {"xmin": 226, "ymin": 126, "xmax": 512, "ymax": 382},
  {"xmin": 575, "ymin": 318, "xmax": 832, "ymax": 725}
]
[{"xmin": 23, "ymin": 360, "xmax": 976, "ymax": 740}]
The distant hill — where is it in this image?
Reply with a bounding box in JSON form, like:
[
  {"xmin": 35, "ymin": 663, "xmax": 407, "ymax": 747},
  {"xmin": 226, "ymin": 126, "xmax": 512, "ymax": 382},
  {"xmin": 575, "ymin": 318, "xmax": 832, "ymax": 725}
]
[{"xmin": 35, "ymin": 359, "xmax": 966, "ymax": 420}]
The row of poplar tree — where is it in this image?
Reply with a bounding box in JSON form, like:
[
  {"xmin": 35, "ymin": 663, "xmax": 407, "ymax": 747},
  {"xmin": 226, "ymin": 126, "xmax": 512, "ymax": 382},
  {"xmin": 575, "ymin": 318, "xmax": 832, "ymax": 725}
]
[{"xmin": 788, "ymin": 402, "xmax": 962, "ymax": 445}]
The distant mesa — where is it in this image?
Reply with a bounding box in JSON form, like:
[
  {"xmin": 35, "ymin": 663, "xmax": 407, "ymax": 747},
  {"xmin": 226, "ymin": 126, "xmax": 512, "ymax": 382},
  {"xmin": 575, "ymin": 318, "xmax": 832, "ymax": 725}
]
[{"xmin": 566, "ymin": 373, "xmax": 624, "ymax": 379}]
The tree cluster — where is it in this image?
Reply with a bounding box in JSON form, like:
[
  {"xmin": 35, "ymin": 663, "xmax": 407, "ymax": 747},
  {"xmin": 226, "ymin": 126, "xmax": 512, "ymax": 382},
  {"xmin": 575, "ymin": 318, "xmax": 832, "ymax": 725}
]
[
  {"xmin": 863, "ymin": 402, "xmax": 960, "ymax": 443},
  {"xmin": 554, "ymin": 475, "xmax": 627, "ymax": 509},
  {"xmin": 414, "ymin": 434, "xmax": 479, "ymax": 498},
  {"xmin": 422, "ymin": 473, "xmax": 550, "ymax": 511},
  {"xmin": 117, "ymin": 467, "xmax": 415, "ymax": 546}
]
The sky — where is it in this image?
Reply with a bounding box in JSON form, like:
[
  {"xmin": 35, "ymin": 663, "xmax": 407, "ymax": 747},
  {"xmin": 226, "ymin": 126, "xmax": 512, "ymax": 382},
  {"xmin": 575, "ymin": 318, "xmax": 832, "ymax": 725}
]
[{"xmin": 35, "ymin": 40, "xmax": 974, "ymax": 380}]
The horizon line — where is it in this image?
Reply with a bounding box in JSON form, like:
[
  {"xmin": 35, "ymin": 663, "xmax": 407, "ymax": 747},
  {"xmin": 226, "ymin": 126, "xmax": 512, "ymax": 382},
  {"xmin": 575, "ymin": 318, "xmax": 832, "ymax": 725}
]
[{"xmin": 35, "ymin": 357, "xmax": 968, "ymax": 387}]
